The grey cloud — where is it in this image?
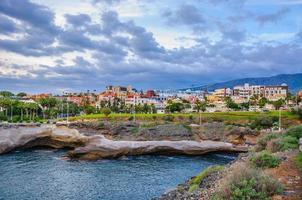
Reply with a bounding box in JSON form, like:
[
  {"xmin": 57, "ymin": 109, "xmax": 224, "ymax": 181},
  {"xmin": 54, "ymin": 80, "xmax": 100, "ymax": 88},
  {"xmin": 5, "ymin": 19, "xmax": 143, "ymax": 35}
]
[
  {"xmin": 0, "ymin": 0, "xmax": 59, "ymax": 34},
  {"xmin": 256, "ymin": 7, "xmax": 290, "ymax": 25},
  {"xmin": 65, "ymin": 14, "xmax": 91, "ymax": 27},
  {"xmin": 0, "ymin": 14, "xmax": 19, "ymax": 34},
  {"xmin": 162, "ymin": 4, "xmax": 205, "ymax": 26}
]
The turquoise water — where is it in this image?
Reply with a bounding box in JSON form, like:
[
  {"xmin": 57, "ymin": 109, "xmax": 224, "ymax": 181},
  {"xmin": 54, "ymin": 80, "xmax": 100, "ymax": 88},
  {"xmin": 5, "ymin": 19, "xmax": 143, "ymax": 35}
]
[{"xmin": 0, "ymin": 150, "xmax": 236, "ymax": 200}]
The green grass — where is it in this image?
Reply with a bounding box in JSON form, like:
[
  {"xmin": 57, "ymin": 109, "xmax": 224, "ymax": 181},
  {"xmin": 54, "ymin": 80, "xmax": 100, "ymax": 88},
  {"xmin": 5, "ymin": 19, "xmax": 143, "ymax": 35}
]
[
  {"xmin": 70, "ymin": 111, "xmax": 297, "ymax": 122},
  {"xmin": 189, "ymin": 165, "xmax": 224, "ymax": 193}
]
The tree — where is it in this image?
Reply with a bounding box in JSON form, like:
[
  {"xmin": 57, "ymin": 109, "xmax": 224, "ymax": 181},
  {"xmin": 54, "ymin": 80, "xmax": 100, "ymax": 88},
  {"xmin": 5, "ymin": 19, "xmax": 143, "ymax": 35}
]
[
  {"xmin": 0, "ymin": 91, "xmax": 14, "ymax": 97},
  {"xmin": 271, "ymin": 99, "xmax": 285, "ymax": 110},
  {"xmin": 240, "ymin": 102, "xmax": 250, "ymax": 110},
  {"xmin": 225, "ymin": 97, "xmax": 240, "ymax": 110},
  {"xmin": 84, "ymin": 105, "xmax": 96, "ymax": 114},
  {"xmin": 17, "ymin": 92, "xmax": 27, "ymax": 97},
  {"xmin": 166, "ymin": 102, "xmax": 184, "ymax": 113},
  {"xmin": 195, "ymin": 100, "xmax": 207, "ymax": 112},
  {"xmin": 101, "ymin": 107, "xmax": 111, "ymax": 117},
  {"xmin": 39, "ymin": 97, "xmax": 59, "ymax": 119},
  {"xmin": 258, "ymin": 97, "xmax": 268, "ymax": 108}
]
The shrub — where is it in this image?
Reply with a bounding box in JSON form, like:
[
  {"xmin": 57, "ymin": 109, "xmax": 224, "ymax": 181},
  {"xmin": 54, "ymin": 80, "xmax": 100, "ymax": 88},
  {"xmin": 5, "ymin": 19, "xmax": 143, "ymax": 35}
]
[
  {"xmin": 268, "ymin": 136, "xmax": 299, "ymax": 152},
  {"xmin": 101, "ymin": 107, "xmax": 111, "ymax": 117},
  {"xmin": 255, "ymin": 133, "xmax": 280, "ymax": 151},
  {"xmin": 286, "ymin": 125, "xmax": 302, "ymax": 140},
  {"xmin": 152, "ymin": 115, "xmax": 157, "ymax": 120},
  {"xmin": 189, "ymin": 165, "xmax": 224, "ymax": 193},
  {"xmin": 163, "ymin": 114, "xmax": 174, "ymax": 122},
  {"xmin": 213, "ymin": 164, "xmax": 283, "ymax": 200},
  {"xmin": 128, "ymin": 116, "xmax": 134, "ymax": 121},
  {"xmin": 291, "ymin": 108, "xmax": 302, "ymax": 119},
  {"xmin": 250, "ymin": 151, "xmax": 281, "ymax": 168},
  {"xmin": 250, "ymin": 115, "xmax": 275, "ymax": 130},
  {"xmin": 98, "ymin": 122, "xmax": 105, "ymax": 128},
  {"xmin": 296, "ymin": 152, "xmax": 302, "ymax": 170},
  {"xmin": 130, "ymin": 127, "xmax": 139, "ymax": 134},
  {"xmin": 0, "ymin": 114, "xmax": 8, "ymax": 121}
]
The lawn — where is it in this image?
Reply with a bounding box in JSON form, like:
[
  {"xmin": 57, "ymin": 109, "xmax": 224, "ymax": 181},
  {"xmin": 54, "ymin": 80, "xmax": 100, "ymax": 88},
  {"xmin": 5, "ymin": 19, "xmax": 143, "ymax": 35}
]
[{"xmin": 69, "ymin": 111, "xmax": 298, "ymax": 122}]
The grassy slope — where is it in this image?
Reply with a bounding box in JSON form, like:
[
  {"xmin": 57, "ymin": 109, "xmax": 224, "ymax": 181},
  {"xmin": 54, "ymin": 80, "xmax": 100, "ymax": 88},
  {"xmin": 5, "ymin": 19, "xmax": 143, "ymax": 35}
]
[{"xmin": 70, "ymin": 111, "xmax": 298, "ymax": 121}]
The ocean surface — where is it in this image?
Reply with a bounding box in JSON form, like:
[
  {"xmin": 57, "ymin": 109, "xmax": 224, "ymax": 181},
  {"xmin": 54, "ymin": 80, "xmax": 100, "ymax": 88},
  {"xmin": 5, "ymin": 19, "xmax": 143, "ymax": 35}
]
[{"xmin": 0, "ymin": 149, "xmax": 236, "ymax": 200}]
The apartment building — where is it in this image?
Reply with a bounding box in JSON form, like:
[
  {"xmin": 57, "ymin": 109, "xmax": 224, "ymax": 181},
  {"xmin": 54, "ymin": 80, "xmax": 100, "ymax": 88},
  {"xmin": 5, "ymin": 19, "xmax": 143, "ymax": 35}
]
[{"xmin": 233, "ymin": 83, "xmax": 288, "ymax": 100}]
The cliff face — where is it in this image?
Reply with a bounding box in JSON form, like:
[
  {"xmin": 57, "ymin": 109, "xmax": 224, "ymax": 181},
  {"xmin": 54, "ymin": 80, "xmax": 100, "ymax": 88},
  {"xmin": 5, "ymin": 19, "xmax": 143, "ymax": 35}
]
[{"xmin": 0, "ymin": 125, "xmax": 248, "ymax": 160}]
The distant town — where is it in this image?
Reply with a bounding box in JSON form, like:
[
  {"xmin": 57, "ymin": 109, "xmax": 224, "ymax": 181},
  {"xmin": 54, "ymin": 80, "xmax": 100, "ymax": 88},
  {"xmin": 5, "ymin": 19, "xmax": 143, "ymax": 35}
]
[{"xmin": 0, "ymin": 83, "xmax": 302, "ymax": 122}]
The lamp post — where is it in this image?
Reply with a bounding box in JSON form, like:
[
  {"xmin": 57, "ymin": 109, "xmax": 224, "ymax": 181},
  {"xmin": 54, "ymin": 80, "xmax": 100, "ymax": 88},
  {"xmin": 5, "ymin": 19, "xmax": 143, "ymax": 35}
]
[
  {"xmin": 133, "ymin": 96, "xmax": 136, "ymax": 122},
  {"xmin": 10, "ymin": 105, "xmax": 13, "ymax": 122},
  {"xmin": 279, "ymin": 107, "xmax": 282, "ymax": 132}
]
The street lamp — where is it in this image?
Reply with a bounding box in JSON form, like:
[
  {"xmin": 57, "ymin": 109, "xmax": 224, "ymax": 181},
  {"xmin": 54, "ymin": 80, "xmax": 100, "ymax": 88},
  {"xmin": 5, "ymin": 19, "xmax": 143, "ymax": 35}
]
[{"xmin": 279, "ymin": 107, "xmax": 282, "ymax": 132}]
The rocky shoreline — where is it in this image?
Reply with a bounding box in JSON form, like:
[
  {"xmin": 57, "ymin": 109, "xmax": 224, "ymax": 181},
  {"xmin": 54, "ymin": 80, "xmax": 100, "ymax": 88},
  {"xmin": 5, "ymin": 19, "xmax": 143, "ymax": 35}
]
[{"xmin": 0, "ymin": 125, "xmax": 248, "ymax": 160}]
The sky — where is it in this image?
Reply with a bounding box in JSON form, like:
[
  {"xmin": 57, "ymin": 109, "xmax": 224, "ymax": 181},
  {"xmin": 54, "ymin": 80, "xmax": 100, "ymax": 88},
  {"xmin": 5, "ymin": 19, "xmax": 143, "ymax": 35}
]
[{"xmin": 0, "ymin": 0, "xmax": 302, "ymax": 94}]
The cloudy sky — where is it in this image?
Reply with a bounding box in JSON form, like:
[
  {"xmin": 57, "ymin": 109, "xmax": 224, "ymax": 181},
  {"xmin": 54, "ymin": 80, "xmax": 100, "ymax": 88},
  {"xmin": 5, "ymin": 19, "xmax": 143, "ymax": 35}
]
[{"xmin": 0, "ymin": 0, "xmax": 302, "ymax": 93}]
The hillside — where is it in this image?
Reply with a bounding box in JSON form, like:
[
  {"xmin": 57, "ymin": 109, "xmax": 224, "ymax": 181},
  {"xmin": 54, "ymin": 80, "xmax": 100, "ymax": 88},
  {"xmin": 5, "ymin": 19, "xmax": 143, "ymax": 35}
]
[{"xmin": 184, "ymin": 73, "xmax": 302, "ymax": 93}]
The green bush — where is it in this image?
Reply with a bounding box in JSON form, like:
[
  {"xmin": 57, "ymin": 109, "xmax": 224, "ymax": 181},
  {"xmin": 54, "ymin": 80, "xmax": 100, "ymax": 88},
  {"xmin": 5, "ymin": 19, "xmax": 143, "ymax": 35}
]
[
  {"xmin": 101, "ymin": 107, "xmax": 111, "ymax": 117},
  {"xmin": 189, "ymin": 165, "xmax": 224, "ymax": 193},
  {"xmin": 273, "ymin": 136, "xmax": 298, "ymax": 152},
  {"xmin": 0, "ymin": 114, "xmax": 8, "ymax": 121},
  {"xmin": 250, "ymin": 115, "xmax": 276, "ymax": 130},
  {"xmin": 99, "ymin": 122, "xmax": 105, "ymax": 128},
  {"xmin": 291, "ymin": 108, "xmax": 302, "ymax": 119},
  {"xmin": 296, "ymin": 152, "xmax": 302, "ymax": 170},
  {"xmin": 213, "ymin": 165, "xmax": 283, "ymax": 200},
  {"xmin": 250, "ymin": 151, "xmax": 281, "ymax": 168},
  {"xmin": 256, "ymin": 133, "xmax": 280, "ymax": 151},
  {"xmin": 163, "ymin": 114, "xmax": 174, "ymax": 122},
  {"xmin": 286, "ymin": 125, "xmax": 302, "ymax": 140}
]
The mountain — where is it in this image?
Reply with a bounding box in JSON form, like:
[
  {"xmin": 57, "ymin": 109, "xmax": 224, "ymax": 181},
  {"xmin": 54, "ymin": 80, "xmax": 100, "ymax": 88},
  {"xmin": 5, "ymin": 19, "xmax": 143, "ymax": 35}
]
[{"xmin": 182, "ymin": 73, "xmax": 302, "ymax": 93}]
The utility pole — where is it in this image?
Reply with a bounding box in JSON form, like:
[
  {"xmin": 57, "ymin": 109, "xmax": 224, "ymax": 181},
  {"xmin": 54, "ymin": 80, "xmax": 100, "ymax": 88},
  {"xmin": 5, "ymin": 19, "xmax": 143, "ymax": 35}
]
[
  {"xmin": 10, "ymin": 105, "xmax": 13, "ymax": 121},
  {"xmin": 67, "ymin": 101, "xmax": 69, "ymax": 124},
  {"xmin": 133, "ymin": 96, "xmax": 136, "ymax": 122},
  {"xmin": 199, "ymin": 110, "xmax": 201, "ymax": 126},
  {"xmin": 279, "ymin": 107, "xmax": 282, "ymax": 132}
]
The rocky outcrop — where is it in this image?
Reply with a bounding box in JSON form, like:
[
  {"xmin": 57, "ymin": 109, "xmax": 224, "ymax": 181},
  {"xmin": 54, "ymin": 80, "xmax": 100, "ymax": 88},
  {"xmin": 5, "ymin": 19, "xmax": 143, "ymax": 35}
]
[
  {"xmin": 0, "ymin": 125, "xmax": 87, "ymax": 154},
  {"xmin": 68, "ymin": 136, "xmax": 247, "ymax": 160},
  {"xmin": 0, "ymin": 125, "xmax": 248, "ymax": 160}
]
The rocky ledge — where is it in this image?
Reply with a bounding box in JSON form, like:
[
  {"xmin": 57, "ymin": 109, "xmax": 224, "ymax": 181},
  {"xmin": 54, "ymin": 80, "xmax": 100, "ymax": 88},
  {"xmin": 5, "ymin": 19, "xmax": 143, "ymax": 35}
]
[{"xmin": 0, "ymin": 125, "xmax": 248, "ymax": 160}]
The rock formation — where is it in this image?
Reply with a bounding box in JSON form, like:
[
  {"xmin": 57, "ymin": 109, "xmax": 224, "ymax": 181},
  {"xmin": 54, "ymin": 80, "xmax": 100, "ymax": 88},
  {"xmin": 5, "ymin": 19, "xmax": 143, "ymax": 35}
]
[
  {"xmin": 0, "ymin": 125, "xmax": 248, "ymax": 160},
  {"xmin": 0, "ymin": 125, "xmax": 87, "ymax": 154}
]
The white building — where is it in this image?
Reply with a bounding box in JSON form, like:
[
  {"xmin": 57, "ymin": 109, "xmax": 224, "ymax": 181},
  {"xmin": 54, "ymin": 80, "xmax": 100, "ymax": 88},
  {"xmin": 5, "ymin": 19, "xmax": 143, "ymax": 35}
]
[{"xmin": 233, "ymin": 83, "xmax": 288, "ymax": 100}]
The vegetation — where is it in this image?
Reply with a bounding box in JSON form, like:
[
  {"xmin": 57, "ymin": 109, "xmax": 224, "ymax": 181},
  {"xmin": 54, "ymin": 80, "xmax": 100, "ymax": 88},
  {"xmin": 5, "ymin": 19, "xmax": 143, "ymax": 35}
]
[
  {"xmin": 250, "ymin": 151, "xmax": 281, "ymax": 168},
  {"xmin": 101, "ymin": 107, "xmax": 112, "ymax": 117},
  {"xmin": 249, "ymin": 115, "xmax": 278, "ymax": 130},
  {"xmin": 189, "ymin": 165, "xmax": 224, "ymax": 193},
  {"xmin": 163, "ymin": 114, "xmax": 174, "ymax": 122},
  {"xmin": 295, "ymin": 152, "xmax": 302, "ymax": 171},
  {"xmin": 286, "ymin": 125, "xmax": 302, "ymax": 140},
  {"xmin": 213, "ymin": 165, "xmax": 283, "ymax": 200},
  {"xmin": 291, "ymin": 107, "xmax": 302, "ymax": 119},
  {"xmin": 255, "ymin": 125, "xmax": 302, "ymax": 152},
  {"xmin": 70, "ymin": 110, "xmax": 298, "ymax": 122},
  {"xmin": 166, "ymin": 102, "xmax": 185, "ymax": 113}
]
